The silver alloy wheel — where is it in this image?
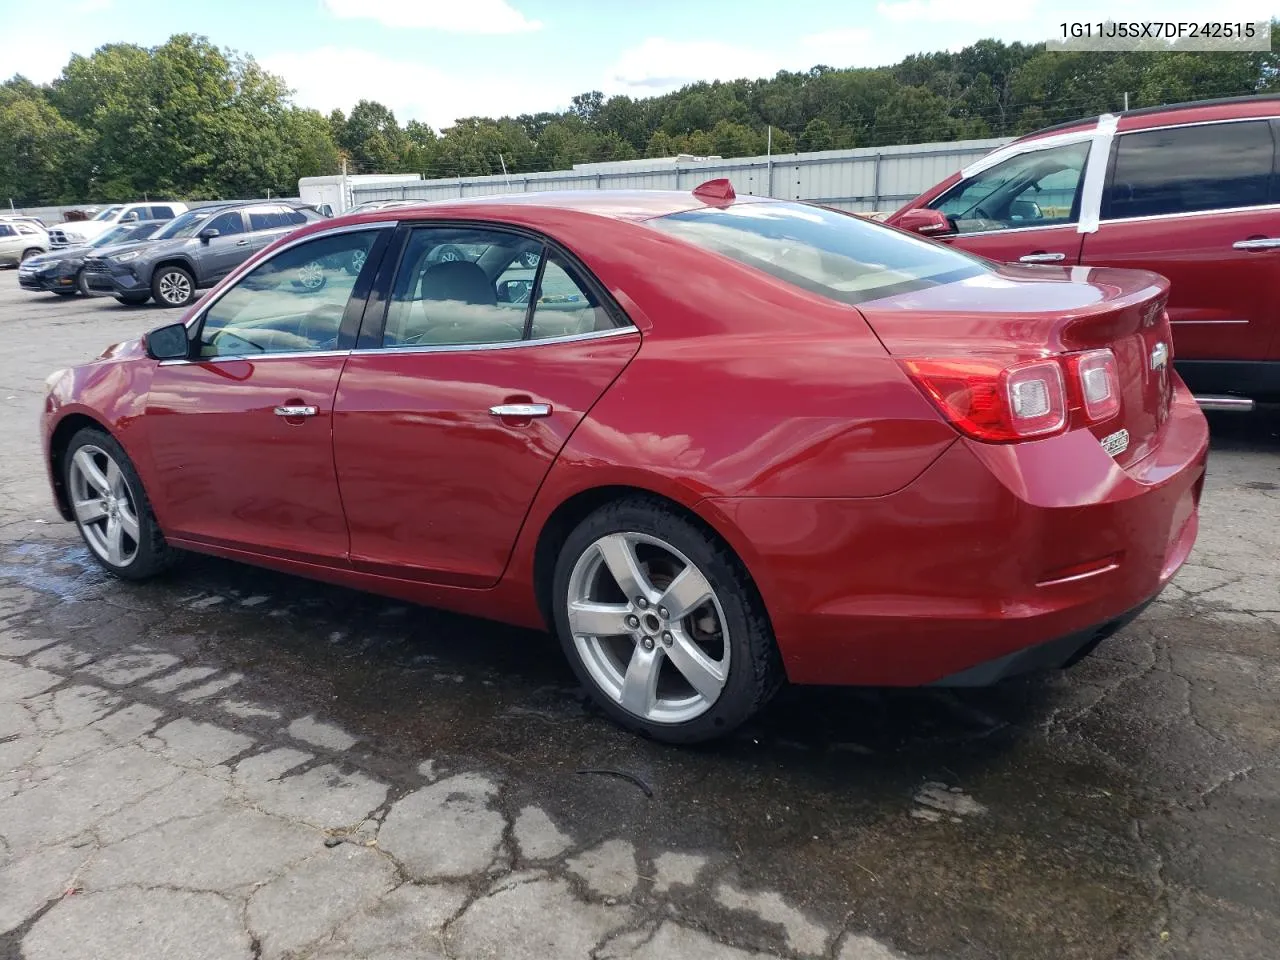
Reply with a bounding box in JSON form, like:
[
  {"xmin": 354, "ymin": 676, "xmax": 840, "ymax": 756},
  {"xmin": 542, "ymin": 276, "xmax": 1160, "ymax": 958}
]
[
  {"xmin": 566, "ymin": 532, "xmax": 730, "ymax": 725},
  {"xmin": 297, "ymin": 260, "xmax": 325, "ymax": 289},
  {"xmin": 350, "ymin": 248, "xmax": 368, "ymax": 272},
  {"xmin": 157, "ymin": 269, "xmax": 192, "ymax": 305},
  {"xmin": 68, "ymin": 445, "xmax": 140, "ymax": 568},
  {"xmin": 440, "ymin": 248, "xmax": 461, "ymax": 262}
]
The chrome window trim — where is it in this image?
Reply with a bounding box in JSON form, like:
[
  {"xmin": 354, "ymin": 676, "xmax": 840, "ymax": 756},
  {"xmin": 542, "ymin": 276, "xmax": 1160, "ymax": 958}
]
[
  {"xmin": 1098, "ymin": 201, "xmax": 1280, "ymax": 226},
  {"xmin": 158, "ymin": 321, "xmax": 638, "ymax": 366},
  {"xmin": 943, "ymin": 222, "xmax": 1086, "ymax": 239},
  {"xmin": 181, "ymin": 220, "xmax": 398, "ymax": 332},
  {"xmin": 361, "ymin": 324, "xmax": 638, "ymax": 357},
  {"xmin": 1116, "ymin": 114, "xmax": 1280, "ymax": 137},
  {"xmin": 158, "ymin": 349, "xmax": 353, "ymax": 367}
]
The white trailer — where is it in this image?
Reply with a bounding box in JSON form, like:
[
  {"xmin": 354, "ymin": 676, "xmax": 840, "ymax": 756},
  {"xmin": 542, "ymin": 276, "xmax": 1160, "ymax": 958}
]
[{"xmin": 298, "ymin": 173, "xmax": 424, "ymax": 216}]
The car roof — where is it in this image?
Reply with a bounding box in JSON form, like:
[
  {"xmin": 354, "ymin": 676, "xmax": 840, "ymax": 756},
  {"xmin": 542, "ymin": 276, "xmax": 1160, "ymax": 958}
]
[
  {"xmin": 327, "ymin": 189, "xmax": 770, "ymax": 229},
  {"xmin": 1019, "ymin": 93, "xmax": 1280, "ymax": 142}
]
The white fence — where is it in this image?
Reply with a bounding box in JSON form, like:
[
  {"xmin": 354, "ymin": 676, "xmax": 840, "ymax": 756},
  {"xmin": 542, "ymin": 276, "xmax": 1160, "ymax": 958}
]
[{"xmin": 349, "ymin": 137, "xmax": 1012, "ymax": 214}]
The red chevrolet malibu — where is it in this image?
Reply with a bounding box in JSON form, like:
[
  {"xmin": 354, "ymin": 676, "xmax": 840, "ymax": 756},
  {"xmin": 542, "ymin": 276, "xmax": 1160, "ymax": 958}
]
[{"xmin": 41, "ymin": 183, "xmax": 1209, "ymax": 743}]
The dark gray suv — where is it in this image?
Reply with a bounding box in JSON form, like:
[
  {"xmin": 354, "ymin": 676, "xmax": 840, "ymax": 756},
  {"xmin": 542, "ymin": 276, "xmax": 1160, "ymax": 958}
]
[{"xmin": 83, "ymin": 202, "xmax": 325, "ymax": 307}]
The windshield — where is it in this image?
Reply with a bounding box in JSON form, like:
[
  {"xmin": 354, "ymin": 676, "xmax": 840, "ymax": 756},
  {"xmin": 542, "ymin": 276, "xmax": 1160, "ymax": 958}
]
[
  {"xmin": 92, "ymin": 206, "xmax": 123, "ymax": 222},
  {"xmin": 154, "ymin": 209, "xmax": 215, "ymax": 240},
  {"xmin": 651, "ymin": 201, "xmax": 986, "ymax": 305}
]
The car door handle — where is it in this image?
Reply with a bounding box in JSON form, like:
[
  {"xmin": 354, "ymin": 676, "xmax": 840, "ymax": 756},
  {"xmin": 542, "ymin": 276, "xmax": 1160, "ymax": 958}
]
[
  {"xmin": 1232, "ymin": 237, "xmax": 1280, "ymax": 250},
  {"xmin": 236, "ymin": 239, "xmax": 252, "ymax": 247},
  {"xmin": 1018, "ymin": 252, "xmax": 1066, "ymax": 263},
  {"xmin": 274, "ymin": 405, "xmax": 318, "ymax": 417},
  {"xmin": 489, "ymin": 403, "xmax": 552, "ymax": 418}
]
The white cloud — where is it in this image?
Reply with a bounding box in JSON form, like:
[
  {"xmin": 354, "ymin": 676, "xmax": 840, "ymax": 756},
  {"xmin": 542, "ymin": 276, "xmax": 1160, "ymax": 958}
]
[
  {"xmin": 263, "ymin": 46, "xmax": 569, "ymax": 129},
  {"xmin": 604, "ymin": 39, "xmax": 790, "ymax": 95},
  {"xmin": 801, "ymin": 28, "xmax": 876, "ymax": 65},
  {"xmin": 322, "ymin": 0, "xmax": 542, "ymax": 33}
]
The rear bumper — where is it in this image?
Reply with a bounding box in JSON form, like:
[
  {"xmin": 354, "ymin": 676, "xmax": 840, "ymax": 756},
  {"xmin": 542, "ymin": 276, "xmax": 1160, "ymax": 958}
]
[
  {"xmin": 704, "ymin": 382, "xmax": 1209, "ymax": 686},
  {"xmin": 930, "ymin": 599, "xmax": 1152, "ymax": 686}
]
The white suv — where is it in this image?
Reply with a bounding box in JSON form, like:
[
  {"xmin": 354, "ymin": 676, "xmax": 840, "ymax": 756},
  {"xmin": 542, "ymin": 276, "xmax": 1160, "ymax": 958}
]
[
  {"xmin": 49, "ymin": 202, "xmax": 188, "ymax": 248},
  {"xmin": 0, "ymin": 220, "xmax": 49, "ymax": 266}
]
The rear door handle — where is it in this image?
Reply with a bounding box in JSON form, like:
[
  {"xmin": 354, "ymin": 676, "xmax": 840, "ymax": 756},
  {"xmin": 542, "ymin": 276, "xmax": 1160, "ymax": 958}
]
[
  {"xmin": 274, "ymin": 405, "xmax": 318, "ymax": 417},
  {"xmin": 489, "ymin": 403, "xmax": 552, "ymax": 418},
  {"xmin": 1018, "ymin": 252, "xmax": 1066, "ymax": 263},
  {"xmin": 1232, "ymin": 237, "xmax": 1280, "ymax": 250}
]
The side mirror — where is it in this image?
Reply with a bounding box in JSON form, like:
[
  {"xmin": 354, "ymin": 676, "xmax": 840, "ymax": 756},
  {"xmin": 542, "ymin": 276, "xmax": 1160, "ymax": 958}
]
[
  {"xmin": 497, "ymin": 279, "xmax": 533, "ymax": 303},
  {"xmin": 145, "ymin": 322, "xmax": 190, "ymax": 361},
  {"xmin": 897, "ymin": 207, "xmax": 955, "ymax": 237},
  {"xmin": 1009, "ymin": 199, "xmax": 1043, "ymax": 221},
  {"xmin": 198, "ymin": 227, "xmax": 220, "ymax": 243}
]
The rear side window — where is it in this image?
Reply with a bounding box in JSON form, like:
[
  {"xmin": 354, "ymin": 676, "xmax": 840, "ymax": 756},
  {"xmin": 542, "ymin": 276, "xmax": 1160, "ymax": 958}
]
[
  {"xmin": 1105, "ymin": 121, "xmax": 1276, "ymax": 220},
  {"xmin": 0, "ymin": 225, "xmax": 13, "ymax": 237},
  {"xmin": 651, "ymin": 201, "xmax": 985, "ymax": 305},
  {"xmin": 150, "ymin": 205, "xmax": 175, "ymax": 219}
]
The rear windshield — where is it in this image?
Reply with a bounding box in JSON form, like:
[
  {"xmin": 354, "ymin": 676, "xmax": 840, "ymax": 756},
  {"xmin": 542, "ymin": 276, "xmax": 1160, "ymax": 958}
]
[{"xmin": 650, "ymin": 201, "xmax": 986, "ymax": 305}]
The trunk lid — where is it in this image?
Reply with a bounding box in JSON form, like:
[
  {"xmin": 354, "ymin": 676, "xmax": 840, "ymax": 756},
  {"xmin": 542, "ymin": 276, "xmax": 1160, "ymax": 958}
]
[{"xmin": 857, "ymin": 263, "xmax": 1174, "ymax": 468}]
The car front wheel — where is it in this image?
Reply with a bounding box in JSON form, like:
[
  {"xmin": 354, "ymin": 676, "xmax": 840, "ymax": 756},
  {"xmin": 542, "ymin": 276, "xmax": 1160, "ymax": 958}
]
[
  {"xmin": 152, "ymin": 265, "xmax": 196, "ymax": 307},
  {"xmin": 63, "ymin": 428, "xmax": 177, "ymax": 580},
  {"xmin": 552, "ymin": 498, "xmax": 783, "ymax": 743}
]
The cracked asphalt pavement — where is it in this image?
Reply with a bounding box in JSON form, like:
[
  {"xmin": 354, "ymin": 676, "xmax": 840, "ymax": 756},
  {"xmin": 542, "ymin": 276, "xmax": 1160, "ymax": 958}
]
[{"xmin": 0, "ymin": 276, "xmax": 1277, "ymax": 960}]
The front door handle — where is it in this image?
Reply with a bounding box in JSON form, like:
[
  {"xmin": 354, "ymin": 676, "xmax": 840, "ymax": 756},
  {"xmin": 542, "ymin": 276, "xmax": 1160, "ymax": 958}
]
[
  {"xmin": 274, "ymin": 405, "xmax": 318, "ymax": 418},
  {"xmin": 1018, "ymin": 252, "xmax": 1067, "ymax": 263},
  {"xmin": 1232, "ymin": 237, "xmax": 1280, "ymax": 251},
  {"xmin": 236, "ymin": 239, "xmax": 252, "ymax": 247},
  {"xmin": 489, "ymin": 403, "xmax": 552, "ymax": 418}
]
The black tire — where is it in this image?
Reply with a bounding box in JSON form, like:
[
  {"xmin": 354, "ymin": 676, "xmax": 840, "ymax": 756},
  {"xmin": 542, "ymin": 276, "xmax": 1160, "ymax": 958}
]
[
  {"xmin": 152, "ymin": 265, "xmax": 196, "ymax": 308},
  {"xmin": 62, "ymin": 427, "xmax": 178, "ymax": 581},
  {"xmin": 551, "ymin": 497, "xmax": 783, "ymax": 744},
  {"xmin": 54, "ymin": 289, "xmax": 76, "ymax": 297},
  {"xmin": 114, "ymin": 293, "xmax": 150, "ymax": 306},
  {"xmin": 20, "ymin": 248, "xmax": 42, "ymax": 263}
]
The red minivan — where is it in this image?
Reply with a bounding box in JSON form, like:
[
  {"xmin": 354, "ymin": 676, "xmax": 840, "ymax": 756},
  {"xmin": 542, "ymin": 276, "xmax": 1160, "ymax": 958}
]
[{"xmin": 888, "ymin": 94, "xmax": 1280, "ymax": 410}]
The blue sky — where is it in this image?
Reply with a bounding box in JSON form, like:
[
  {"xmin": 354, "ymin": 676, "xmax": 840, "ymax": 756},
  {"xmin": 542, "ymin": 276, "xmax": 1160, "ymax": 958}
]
[{"xmin": 3, "ymin": 0, "xmax": 1277, "ymax": 130}]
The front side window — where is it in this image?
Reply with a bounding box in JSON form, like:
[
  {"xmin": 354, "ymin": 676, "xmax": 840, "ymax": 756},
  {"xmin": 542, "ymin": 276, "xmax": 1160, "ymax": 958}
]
[
  {"xmin": 651, "ymin": 201, "xmax": 984, "ymax": 305},
  {"xmin": 197, "ymin": 230, "xmax": 381, "ymax": 358},
  {"xmin": 1104, "ymin": 121, "xmax": 1275, "ymax": 220},
  {"xmin": 92, "ymin": 206, "xmax": 122, "ymax": 222},
  {"xmin": 0, "ymin": 225, "xmax": 14, "ymax": 237},
  {"xmin": 383, "ymin": 227, "xmax": 541, "ymax": 347},
  {"xmin": 151, "ymin": 205, "xmax": 175, "ymax": 219},
  {"xmin": 205, "ymin": 211, "xmax": 246, "ymax": 236},
  {"xmin": 931, "ymin": 140, "xmax": 1091, "ymax": 234}
]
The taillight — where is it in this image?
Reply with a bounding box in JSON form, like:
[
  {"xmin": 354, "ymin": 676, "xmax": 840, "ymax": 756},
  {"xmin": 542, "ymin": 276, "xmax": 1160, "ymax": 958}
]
[
  {"xmin": 901, "ymin": 357, "xmax": 1067, "ymax": 442},
  {"xmin": 1065, "ymin": 349, "xmax": 1121, "ymax": 423}
]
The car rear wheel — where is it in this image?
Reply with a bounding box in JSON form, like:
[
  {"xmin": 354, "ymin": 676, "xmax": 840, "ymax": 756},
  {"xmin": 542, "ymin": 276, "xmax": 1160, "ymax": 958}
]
[
  {"xmin": 552, "ymin": 498, "xmax": 783, "ymax": 743},
  {"xmin": 20, "ymin": 248, "xmax": 42, "ymax": 263},
  {"xmin": 153, "ymin": 265, "xmax": 196, "ymax": 307},
  {"xmin": 344, "ymin": 248, "xmax": 368, "ymax": 276},
  {"xmin": 63, "ymin": 428, "xmax": 177, "ymax": 580},
  {"xmin": 114, "ymin": 293, "xmax": 150, "ymax": 306}
]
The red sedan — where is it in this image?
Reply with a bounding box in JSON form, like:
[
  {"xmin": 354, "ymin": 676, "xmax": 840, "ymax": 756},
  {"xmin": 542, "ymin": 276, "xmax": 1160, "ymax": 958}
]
[{"xmin": 41, "ymin": 182, "xmax": 1209, "ymax": 743}]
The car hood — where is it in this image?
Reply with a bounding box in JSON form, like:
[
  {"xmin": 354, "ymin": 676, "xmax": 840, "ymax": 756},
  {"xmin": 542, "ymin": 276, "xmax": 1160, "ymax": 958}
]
[
  {"xmin": 121, "ymin": 236, "xmax": 194, "ymax": 260},
  {"xmin": 92, "ymin": 238, "xmax": 166, "ymax": 259}
]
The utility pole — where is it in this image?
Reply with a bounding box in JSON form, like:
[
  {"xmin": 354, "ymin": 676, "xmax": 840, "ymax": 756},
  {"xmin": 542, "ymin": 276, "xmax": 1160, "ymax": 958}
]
[
  {"xmin": 767, "ymin": 125, "xmax": 772, "ymax": 157},
  {"xmin": 1123, "ymin": 91, "xmax": 1130, "ymax": 111},
  {"xmin": 499, "ymin": 153, "xmax": 511, "ymax": 190}
]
